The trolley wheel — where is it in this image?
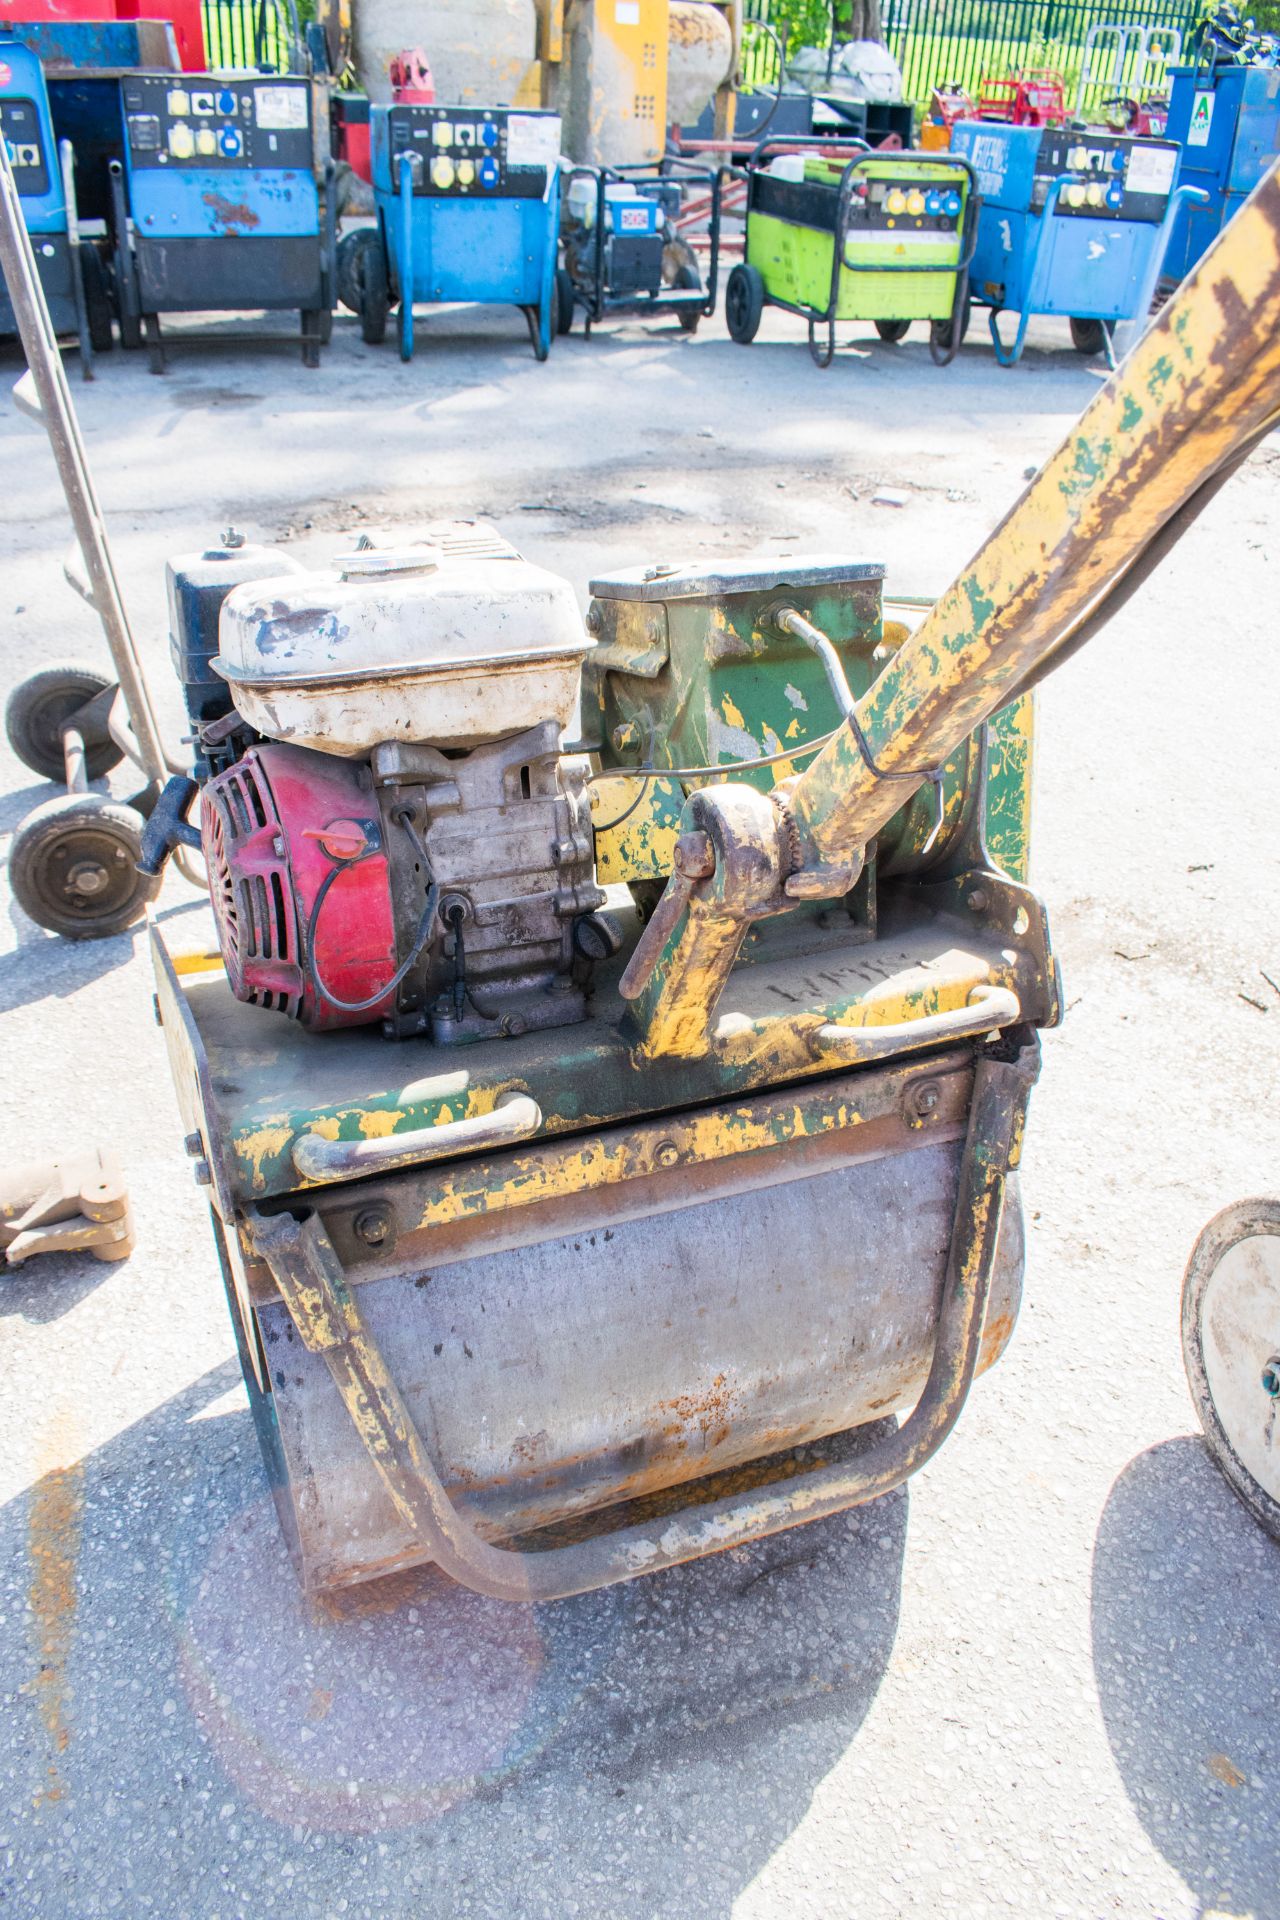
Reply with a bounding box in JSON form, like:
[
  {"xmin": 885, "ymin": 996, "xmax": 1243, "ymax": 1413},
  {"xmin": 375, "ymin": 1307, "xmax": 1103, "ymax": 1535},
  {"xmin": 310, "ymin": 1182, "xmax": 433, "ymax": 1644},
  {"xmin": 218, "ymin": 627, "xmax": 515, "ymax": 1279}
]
[
  {"xmin": 79, "ymin": 244, "xmax": 114, "ymax": 352},
  {"xmin": 1070, "ymin": 316, "xmax": 1108, "ymax": 356},
  {"xmin": 929, "ymin": 295, "xmax": 972, "ymax": 366},
  {"xmin": 555, "ymin": 266, "xmax": 576, "ymax": 336},
  {"xmin": 336, "ymin": 227, "xmax": 368, "ymax": 313},
  {"xmin": 113, "ymin": 251, "xmax": 142, "ymax": 351},
  {"xmin": 5, "ymin": 665, "xmax": 122, "ymax": 783},
  {"xmin": 875, "ymin": 319, "xmax": 912, "ymax": 343},
  {"xmin": 674, "ymin": 261, "xmax": 703, "ymax": 334},
  {"xmin": 1183, "ymin": 1197, "xmax": 1280, "ymax": 1541},
  {"xmin": 352, "ymin": 231, "xmax": 389, "ymax": 346},
  {"xmin": 9, "ymin": 792, "xmax": 160, "ymax": 940},
  {"xmin": 725, "ymin": 263, "xmax": 765, "ymax": 345}
]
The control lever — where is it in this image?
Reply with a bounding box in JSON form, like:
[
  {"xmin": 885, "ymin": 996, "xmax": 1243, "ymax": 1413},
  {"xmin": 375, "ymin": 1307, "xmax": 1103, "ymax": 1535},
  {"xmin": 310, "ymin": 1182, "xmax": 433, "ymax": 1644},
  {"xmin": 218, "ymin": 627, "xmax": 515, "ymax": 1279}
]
[{"xmin": 618, "ymin": 831, "xmax": 715, "ymax": 1001}]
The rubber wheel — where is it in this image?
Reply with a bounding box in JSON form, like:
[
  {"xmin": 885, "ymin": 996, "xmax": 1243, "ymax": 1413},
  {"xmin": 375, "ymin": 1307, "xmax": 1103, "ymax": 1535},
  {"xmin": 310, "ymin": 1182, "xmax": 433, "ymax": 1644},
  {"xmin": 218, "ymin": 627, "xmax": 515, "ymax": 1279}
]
[
  {"xmin": 353, "ymin": 231, "xmax": 388, "ymax": 346},
  {"xmin": 555, "ymin": 265, "xmax": 575, "ymax": 336},
  {"xmin": 930, "ymin": 295, "xmax": 972, "ymax": 363},
  {"xmin": 5, "ymin": 665, "xmax": 123, "ymax": 782},
  {"xmin": 112, "ymin": 246, "xmax": 141, "ymax": 351},
  {"xmin": 674, "ymin": 260, "xmax": 703, "ymax": 334},
  {"xmin": 9, "ymin": 792, "xmax": 160, "ymax": 939},
  {"xmin": 335, "ymin": 228, "xmax": 367, "ymax": 314},
  {"xmin": 725, "ymin": 263, "xmax": 765, "ymax": 345},
  {"xmin": 80, "ymin": 244, "xmax": 114, "ymax": 352},
  {"xmin": 1182, "ymin": 1197, "xmax": 1280, "ymax": 1540},
  {"xmin": 1070, "ymin": 316, "xmax": 1107, "ymax": 356},
  {"xmin": 875, "ymin": 319, "xmax": 911, "ymax": 343}
]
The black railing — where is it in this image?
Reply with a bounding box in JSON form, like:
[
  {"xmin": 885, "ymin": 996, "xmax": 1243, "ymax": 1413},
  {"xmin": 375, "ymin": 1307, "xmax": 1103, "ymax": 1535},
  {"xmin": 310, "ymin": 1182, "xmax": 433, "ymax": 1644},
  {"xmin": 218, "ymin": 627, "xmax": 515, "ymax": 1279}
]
[{"xmin": 746, "ymin": 0, "xmax": 1198, "ymax": 109}]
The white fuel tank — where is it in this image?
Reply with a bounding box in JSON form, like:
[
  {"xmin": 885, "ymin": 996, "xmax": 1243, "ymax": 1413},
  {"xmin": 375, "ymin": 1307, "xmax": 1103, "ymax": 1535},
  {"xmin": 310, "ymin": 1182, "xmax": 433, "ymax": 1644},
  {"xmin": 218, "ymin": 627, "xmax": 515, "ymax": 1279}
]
[{"xmin": 214, "ymin": 525, "xmax": 591, "ymax": 754}]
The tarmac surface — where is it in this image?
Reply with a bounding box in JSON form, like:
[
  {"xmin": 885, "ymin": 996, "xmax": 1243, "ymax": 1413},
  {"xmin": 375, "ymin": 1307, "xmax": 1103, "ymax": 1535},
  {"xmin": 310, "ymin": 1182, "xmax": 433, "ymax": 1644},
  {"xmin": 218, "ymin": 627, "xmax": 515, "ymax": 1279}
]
[{"xmin": 1, "ymin": 297, "xmax": 1279, "ymax": 1920}]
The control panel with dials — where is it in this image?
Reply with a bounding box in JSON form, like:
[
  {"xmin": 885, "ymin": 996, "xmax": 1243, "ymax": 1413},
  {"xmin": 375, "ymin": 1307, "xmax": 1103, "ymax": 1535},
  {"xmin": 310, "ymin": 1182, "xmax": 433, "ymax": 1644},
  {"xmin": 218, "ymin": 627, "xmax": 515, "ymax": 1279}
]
[
  {"xmin": 1032, "ymin": 129, "xmax": 1179, "ymax": 221},
  {"xmin": 383, "ymin": 105, "xmax": 561, "ymax": 197},
  {"xmin": 121, "ymin": 72, "xmax": 313, "ymax": 171},
  {"xmin": 0, "ymin": 95, "xmax": 50, "ymax": 198}
]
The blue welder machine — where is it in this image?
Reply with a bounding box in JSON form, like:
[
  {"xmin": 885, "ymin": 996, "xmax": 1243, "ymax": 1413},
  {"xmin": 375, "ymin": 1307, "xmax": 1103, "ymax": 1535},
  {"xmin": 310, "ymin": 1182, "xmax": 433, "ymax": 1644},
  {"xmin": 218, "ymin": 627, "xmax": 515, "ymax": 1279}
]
[
  {"xmin": 1162, "ymin": 60, "xmax": 1280, "ymax": 279},
  {"xmin": 0, "ymin": 32, "xmax": 111, "ymax": 370},
  {"xmin": 950, "ymin": 119, "xmax": 1201, "ymax": 365},
  {"xmin": 114, "ymin": 67, "xmax": 335, "ymax": 370},
  {"xmin": 344, "ymin": 103, "xmax": 561, "ymax": 362}
]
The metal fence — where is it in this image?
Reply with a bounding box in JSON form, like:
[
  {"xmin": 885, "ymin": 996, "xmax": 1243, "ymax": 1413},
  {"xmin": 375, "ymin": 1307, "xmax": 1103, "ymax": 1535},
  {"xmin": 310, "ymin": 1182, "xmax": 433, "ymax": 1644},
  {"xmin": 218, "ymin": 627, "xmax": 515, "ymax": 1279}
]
[
  {"xmin": 746, "ymin": 0, "xmax": 1198, "ymax": 109},
  {"xmin": 200, "ymin": 0, "xmax": 300, "ymax": 71}
]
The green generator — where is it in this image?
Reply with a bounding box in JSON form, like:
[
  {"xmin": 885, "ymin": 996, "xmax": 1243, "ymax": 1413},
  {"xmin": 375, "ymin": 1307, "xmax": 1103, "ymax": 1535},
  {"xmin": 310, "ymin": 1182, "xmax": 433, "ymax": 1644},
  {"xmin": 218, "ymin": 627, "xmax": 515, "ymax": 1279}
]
[{"xmin": 725, "ymin": 141, "xmax": 978, "ymax": 367}]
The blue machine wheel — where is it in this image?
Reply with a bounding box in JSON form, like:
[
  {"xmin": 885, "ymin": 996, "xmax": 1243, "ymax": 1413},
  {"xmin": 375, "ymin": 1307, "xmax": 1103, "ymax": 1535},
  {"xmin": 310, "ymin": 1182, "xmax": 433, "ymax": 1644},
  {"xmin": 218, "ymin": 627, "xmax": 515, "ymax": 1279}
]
[
  {"xmin": 79, "ymin": 246, "xmax": 114, "ymax": 354},
  {"xmin": 556, "ymin": 265, "xmax": 575, "ymax": 336},
  {"xmin": 726, "ymin": 264, "xmax": 765, "ymax": 345},
  {"xmin": 348, "ymin": 231, "xmax": 388, "ymax": 347},
  {"xmin": 1069, "ymin": 316, "xmax": 1108, "ymax": 357}
]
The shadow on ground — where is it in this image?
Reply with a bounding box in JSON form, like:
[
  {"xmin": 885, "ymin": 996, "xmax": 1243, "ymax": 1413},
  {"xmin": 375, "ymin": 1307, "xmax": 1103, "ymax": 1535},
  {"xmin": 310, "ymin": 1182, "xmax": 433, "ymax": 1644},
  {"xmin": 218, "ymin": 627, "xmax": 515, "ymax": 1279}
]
[
  {"xmin": 1092, "ymin": 1435, "xmax": 1280, "ymax": 1919},
  {"xmin": 0, "ymin": 1361, "xmax": 907, "ymax": 1915}
]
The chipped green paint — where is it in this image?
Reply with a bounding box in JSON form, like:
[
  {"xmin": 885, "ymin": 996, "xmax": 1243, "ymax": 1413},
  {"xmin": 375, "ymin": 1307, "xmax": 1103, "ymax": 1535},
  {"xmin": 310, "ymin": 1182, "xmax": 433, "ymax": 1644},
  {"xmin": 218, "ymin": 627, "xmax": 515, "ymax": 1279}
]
[
  {"xmin": 1058, "ymin": 435, "xmax": 1112, "ymax": 505},
  {"xmin": 1119, "ymin": 393, "xmax": 1143, "ymax": 433},
  {"xmin": 197, "ymin": 927, "xmax": 1027, "ymax": 1200},
  {"xmin": 1146, "ymin": 353, "xmax": 1175, "ymax": 399}
]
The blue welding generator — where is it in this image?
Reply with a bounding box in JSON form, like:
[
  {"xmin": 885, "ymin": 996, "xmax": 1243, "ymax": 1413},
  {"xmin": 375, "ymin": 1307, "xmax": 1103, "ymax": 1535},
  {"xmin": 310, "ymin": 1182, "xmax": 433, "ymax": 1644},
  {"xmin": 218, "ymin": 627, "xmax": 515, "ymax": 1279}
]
[
  {"xmin": 114, "ymin": 69, "xmax": 335, "ymax": 370},
  {"xmin": 347, "ymin": 103, "xmax": 561, "ymax": 362},
  {"xmin": 950, "ymin": 120, "xmax": 1194, "ymax": 364},
  {"xmin": 1163, "ymin": 60, "xmax": 1280, "ymax": 278},
  {"xmin": 0, "ymin": 33, "xmax": 112, "ymax": 366}
]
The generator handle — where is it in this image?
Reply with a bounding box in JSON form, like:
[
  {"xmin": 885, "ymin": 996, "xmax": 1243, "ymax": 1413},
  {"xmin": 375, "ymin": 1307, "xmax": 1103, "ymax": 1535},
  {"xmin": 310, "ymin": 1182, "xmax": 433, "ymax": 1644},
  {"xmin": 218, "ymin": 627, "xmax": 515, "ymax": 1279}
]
[
  {"xmin": 743, "ymin": 131, "xmax": 870, "ymax": 172},
  {"xmin": 291, "ymin": 1091, "xmax": 542, "ymax": 1183},
  {"xmin": 809, "ymin": 983, "xmax": 1022, "ymax": 1061},
  {"xmin": 250, "ymin": 1040, "xmax": 1037, "ymax": 1603}
]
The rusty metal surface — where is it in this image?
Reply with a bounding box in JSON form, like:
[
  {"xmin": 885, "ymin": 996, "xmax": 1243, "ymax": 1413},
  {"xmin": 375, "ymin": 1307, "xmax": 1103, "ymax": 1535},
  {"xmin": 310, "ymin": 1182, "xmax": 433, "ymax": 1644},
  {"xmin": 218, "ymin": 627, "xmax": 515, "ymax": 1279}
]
[{"xmin": 242, "ymin": 1038, "xmax": 1035, "ymax": 1594}]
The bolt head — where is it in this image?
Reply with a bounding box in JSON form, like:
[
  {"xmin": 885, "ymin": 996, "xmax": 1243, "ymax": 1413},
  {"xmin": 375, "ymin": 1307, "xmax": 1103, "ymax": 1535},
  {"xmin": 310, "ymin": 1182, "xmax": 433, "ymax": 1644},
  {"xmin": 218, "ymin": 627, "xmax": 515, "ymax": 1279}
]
[
  {"xmin": 192, "ymin": 1158, "xmax": 213, "ymax": 1187},
  {"xmin": 966, "ymin": 887, "xmax": 990, "ymax": 913},
  {"xmin": 354, "ymin": 1204, "xmax": 393, "ymax": 1248},
  {"xmin": 654, "ymin": 1140, "xmax": 680, "ymax": 1169}
]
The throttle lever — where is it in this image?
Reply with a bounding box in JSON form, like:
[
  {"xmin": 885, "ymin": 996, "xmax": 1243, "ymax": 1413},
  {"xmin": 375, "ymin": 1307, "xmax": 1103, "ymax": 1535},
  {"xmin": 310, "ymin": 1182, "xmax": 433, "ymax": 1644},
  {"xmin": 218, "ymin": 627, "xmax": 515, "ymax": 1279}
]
[{"xmin": 618, "ymin": 831, "xmax": 715, "ymax": 1002}]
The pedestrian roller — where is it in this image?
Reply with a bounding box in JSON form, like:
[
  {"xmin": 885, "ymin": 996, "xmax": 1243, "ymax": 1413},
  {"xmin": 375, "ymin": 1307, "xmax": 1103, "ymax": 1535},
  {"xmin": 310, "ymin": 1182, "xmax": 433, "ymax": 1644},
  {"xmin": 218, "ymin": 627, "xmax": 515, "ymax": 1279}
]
[{"xmin": 144, "ymin": 159, "xmax": 1280, "ymax": 1601}]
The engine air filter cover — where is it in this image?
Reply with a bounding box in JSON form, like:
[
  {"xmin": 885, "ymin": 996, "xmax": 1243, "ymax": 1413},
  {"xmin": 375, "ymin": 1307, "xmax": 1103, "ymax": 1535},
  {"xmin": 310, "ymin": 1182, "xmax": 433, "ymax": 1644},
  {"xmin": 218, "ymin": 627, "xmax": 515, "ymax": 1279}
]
[{"xmin": 214, "ymin": 522, "xmax": 591, "ymax": 757}]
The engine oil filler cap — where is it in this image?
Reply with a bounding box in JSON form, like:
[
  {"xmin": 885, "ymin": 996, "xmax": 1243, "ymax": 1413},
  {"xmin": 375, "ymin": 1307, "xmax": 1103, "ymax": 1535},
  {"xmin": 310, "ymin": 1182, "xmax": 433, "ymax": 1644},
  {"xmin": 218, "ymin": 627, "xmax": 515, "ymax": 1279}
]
[{"xmin": 336, "ymin": 546, "xmax": 442, "ymax": 580}]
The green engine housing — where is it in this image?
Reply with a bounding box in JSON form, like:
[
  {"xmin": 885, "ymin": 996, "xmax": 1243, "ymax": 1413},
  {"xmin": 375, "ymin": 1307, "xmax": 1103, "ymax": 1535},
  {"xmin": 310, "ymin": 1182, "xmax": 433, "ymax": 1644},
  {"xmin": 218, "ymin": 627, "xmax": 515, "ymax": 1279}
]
[{"xmin": 583, "ymin": 556, "xmax": 1032, "ymax": 891}]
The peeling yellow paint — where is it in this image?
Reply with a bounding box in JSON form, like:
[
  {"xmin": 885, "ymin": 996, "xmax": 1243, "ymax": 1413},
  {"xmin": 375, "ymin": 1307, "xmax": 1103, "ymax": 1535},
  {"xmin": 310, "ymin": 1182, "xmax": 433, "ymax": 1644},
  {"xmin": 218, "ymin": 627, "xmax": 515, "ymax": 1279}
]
[{"xmin": 359, "ymin": 1109, "xmax": 406, "ymax": 1140}]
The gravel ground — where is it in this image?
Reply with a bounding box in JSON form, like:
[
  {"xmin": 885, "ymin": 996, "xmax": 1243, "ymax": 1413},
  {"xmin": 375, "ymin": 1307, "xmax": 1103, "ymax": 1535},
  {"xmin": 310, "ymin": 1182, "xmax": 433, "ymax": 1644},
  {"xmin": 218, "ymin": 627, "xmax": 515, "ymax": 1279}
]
[{"xmin": 1, "ymin": 298, "xmax": 1278, "ymax": 1920}]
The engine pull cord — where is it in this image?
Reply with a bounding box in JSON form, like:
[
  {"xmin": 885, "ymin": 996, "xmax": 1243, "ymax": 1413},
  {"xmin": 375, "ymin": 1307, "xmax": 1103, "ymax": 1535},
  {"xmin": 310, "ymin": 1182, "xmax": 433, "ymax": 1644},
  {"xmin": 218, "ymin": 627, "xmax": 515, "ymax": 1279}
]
[{"xmin": 307, "ymin": 807, "xmax": 439, "ymax": 1014}]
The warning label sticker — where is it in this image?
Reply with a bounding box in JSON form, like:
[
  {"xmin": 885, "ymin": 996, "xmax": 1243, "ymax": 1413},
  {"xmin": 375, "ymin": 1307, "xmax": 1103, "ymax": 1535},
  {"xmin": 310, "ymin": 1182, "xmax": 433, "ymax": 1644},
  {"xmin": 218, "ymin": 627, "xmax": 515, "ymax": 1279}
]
[
  {"xmin": 255, "ymin": 85, "xmax": 308, "ymax": 131},
  {"xmin": 1126, "ymin": 144, "xmax": 1176, "ymax": 195},
  {"xmin": 1188, "ymin": 91, "xmax": 1215, "ymax": 147},
  {"xmin": 506, "ymin": 114, "xmax": 561, "ymax": 168}
]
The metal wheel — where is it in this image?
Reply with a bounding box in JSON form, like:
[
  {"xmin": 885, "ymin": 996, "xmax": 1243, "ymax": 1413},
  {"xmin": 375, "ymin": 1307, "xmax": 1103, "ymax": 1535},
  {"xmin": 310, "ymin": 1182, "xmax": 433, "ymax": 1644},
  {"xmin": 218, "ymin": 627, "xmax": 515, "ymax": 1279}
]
[
  {"xmin": 875, "ymin": 319, "xmax": 911, "ymax": 343},
  {"xmin": 555, "ymin": 265, "xmax": 575, "ymax": 335},
  {"xmin": 1070, "ymin": 316, "xmax": 1108, "ymax": 356},
  {"xmin": 725, "ymin": 263, "xmax": 765, "ymax": 345},
  {"xmin": 9, "ymin": 791, "xmax": 160, "ymax": 939},
  {"xmin": 5, "ymin": 664, "xmax": 122, "ymax": 782},
  {"xmin": 1182, "ymin": 1196, "xmax": 1280, "ymax": 1540}
]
